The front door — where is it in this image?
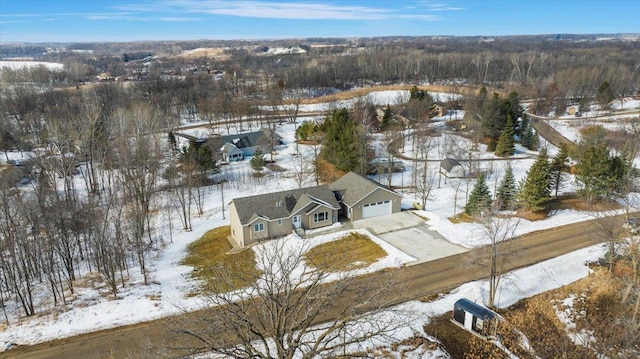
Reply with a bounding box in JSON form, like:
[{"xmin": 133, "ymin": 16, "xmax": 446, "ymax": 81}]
[
  {"xmin": 464, "ymin": 311, "xmax": 474, "ymax": 331},
  {"xmin": 293, "ymin": 215, "xmax": 301, "ymax": 228}
]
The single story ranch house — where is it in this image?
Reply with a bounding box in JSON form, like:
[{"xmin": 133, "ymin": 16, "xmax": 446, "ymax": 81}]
[{"xmin": 229, "ymin": 172, "xmax": 402, "ymax": 248}]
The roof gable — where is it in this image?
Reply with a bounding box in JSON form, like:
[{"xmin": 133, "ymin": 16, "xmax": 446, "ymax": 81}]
[
  {"xmin": 221, "ymin": 142, "xmax": 241, "ymax": 154},
  {"xmin": 441, "ymin": 158, "xmax": 462, "ymax": 172},
  {"xmin": 329, "ymin": 171, "xmax": 400, "ymax": 207},
  {"xmin": 232, "ymin": 185, "xmax": 339, "ymax": 225}
]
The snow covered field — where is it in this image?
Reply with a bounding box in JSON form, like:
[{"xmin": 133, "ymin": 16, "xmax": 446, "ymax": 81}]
[
  {"xmin": 0, "ymin": 60, "xmax": 64, "ymax": 71},
  {"xmin": 1, "ymin": 90, "xmax": 639, "ymax": 355}
]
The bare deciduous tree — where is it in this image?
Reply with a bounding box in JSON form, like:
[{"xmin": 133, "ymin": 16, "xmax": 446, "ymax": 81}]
[
  {"xmin": 478, "ymin": 213, "xmax": 520, "ymax": 308},
  {"xmin": 111, "ymin": 105, "xmax": 166, "ymax": 284},
  {"xmin": 171, "ymin": 238, "xmax": 410, "ymax": 358}
]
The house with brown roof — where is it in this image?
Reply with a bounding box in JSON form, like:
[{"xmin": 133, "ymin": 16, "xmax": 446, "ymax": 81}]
[{"xmin": 228, "ymin": 172, "xmax": 402, "ymax": 248}]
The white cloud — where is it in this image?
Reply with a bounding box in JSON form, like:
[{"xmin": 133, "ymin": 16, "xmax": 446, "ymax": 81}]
[
  {"xmin": 84, "ymin": 13, "xmax": 145, "ymax": 21},
  {"xmin": 163, "ymin": 0, "xmax": 386, "ymax": 20},
  {"xmin": 116, "ymin": 0, "xmax": 460, "ymax": 21},
  {"xmin": 418, "ymin": 1, "xmax": 464, "ymax": 11},
  {"xmin": 158, "ymin": 17, "xmax": 203, "ymax": 22}
]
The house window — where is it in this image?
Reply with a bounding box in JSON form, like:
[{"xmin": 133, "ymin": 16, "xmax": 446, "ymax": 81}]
[
  {"xmin": 277, "ymin": 219, "xmax": 282, "ymax": 225},
  {"xmin": 314, "ymin": 211, "xmax": 328, "ymax": 223},
  {"xmin": 254, "ymin": 223, "xmax": 264, "ymax": 232}
]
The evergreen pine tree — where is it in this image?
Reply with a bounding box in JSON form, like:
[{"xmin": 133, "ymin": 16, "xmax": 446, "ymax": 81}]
[
  {"xmin": 549, "ymin": 144, "xmax": 569, "ymax": 197},
  {"xmin": 487, "ymin": 138, "xmax": 497, "ymax": 152},
  {"xmin": 321, "ymin": 108, "xmax": 365, "ymax": 173},
  {"xmin": 495, "ymin": 115, "xmax": 515, "ymax": 157},
  {"xmin": 575, "ymin": 143, "xmax": 611, "ymax": 203},
  {"xmin": 596, "ymin": 80, "xmax": 614, "ymax": 109},
  {"xmin": 168, "ymin": 131, "xmax": 177, "ymax": 150},
  {"xmin": 465, "ymin": 174, "xmax": 493, "ymax": 216},
  {"xmin": 521, "ymin": 122, "xmax": 540, "ymax": 150},
  {"xmin": 529, "ymin": 130, "xmax": 540, "ymax": 150},
  {"xmin": 380, "ymin": 105, "xmax": 393, "ymax": 130},
  {"xmin": 496, "ymin": 164, "xmax": 517, "ymax": 210},
  {"xmin": 197, "ymin": 145, "xmax": 216, "ymax": 173},
  {"xmin": 517, "ymin": 148, "xmax": 551, "ymax": 212},
  {"xmin": 250, "ymin": 149, "xmax": 266, "ymax": 172}
]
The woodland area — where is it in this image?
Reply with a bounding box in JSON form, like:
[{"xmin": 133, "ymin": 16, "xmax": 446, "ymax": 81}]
[{"xmin": 1, "ymin": 35, "xmax": 640, "ymax": 357}]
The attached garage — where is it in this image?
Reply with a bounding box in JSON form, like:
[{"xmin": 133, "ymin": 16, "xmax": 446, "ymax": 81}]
[
  {"xmin": 330, "ymin": 172, "xmax": 402, "ymax": 221},
  {"xmin": 362, "ymin": 200, "xmax": 392, "ymax": 219}
]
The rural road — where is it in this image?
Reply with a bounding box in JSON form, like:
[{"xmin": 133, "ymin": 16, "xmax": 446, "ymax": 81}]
[{"xmin": 2, "ymin": 214, "xmax": 627, "ymax": 359}]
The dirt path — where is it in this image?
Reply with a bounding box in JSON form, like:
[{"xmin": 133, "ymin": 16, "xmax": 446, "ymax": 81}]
[
  {"xmin": 3, "ymin": 214, "xmax": 628, "ymax": 359},
  {"xmin": 526, "ymin": 113, "xmax": 578, "ymax": 152}
]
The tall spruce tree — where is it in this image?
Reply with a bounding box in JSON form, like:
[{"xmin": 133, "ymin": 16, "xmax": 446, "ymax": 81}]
[
  {"xmin": 575, "ymin": 143, "xmax": 627, "ymax": 203},
  {"xmin": 321, "ymin": 108, "xmax": 365, "ymax": 173},
  {"xmin": 465, "ymin": 174, "xmax": 493, "ymax": 216},
  {"xmin": 380, "ymin": 105, "xmax": 393, "ymax": 130},
  {"xmin": 495, "ymin": 115, "xmax": 515, "ymax": 157},
  {"xmin": 250, "ymin": 149, "xmax": 266, "ymax": 172},
  {"xmin": 517, "ymin": 148, "xmax": 551, "ymax": 212},
  {"xmin": 596, "ymin": 80, "xmax": 614, "ymax": 109},
  {"xmin": 521, "ymin": 122, "xmax": 540, "ymax": 150},
  {"xmin": 496, "ymin": 164, "xmax": 517, "ymax": 210},
  {"xmin": 549, "ymin": 144, "xmax": 570, "ymax": 197}
]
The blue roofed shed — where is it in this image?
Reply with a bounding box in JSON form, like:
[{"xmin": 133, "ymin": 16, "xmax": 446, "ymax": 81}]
[{"xmin": 452, "ymin": 298, "xmax": 498, "ymax": 338}]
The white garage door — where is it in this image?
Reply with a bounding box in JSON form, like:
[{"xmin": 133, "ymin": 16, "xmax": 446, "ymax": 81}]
[{"xmin": 361, "ymin": 200, "xmax": 392, "ymax": 219}]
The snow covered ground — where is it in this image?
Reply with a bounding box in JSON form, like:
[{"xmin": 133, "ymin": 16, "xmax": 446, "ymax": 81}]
[
  {"xmin": 0, "ymin": 60, "xmax": 64, "ymax": 71},
  {"xmin": 1, "ymin": 90, "xmax": 639, "ymax": 355},
  {"xmin": 266, "ymin": 90, "xmax": 462, "ymax": 113}
]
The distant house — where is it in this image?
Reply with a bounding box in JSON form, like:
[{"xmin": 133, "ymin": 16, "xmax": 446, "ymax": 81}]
[
  {"xmin": 229, "ymin": 172, "xmax": 402, "ymax": 247},
  {"xmin": 220, "ymin": 142, "xmax": 244, "ymax": 162},
  {"xmin": 96, "ymin": 72, "xmax": 114, "ymax": 81},
  {"xmin": 440, "ymin": 158, "xmax": 465, "ymax": 178},
  {"xmin": 451, "ymin": 298, "xmax": 498, "ymax": 338},
  {"xmin": 431, "ymin": 102, "xmax": 446, "ymax": 118},
  {"xmin": 208, "ymin": 128, "xmax": 281, "ymax": 163}
]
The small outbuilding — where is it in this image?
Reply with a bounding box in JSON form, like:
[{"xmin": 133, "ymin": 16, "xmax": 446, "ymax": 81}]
[
  {"xmin": 440, "ymin": 158, "xmax": 465, "ymax": 178},
  {"xmin": 451, "ymin": 298, "xmax": 498, "ymax": 338}
]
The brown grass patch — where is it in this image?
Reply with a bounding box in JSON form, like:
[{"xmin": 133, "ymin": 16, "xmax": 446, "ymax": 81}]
[
  {"xmin": 514, "ymin": 209, "xmax": 548, "ymax": 221},
  {"xmin": 515, "ymin": 194, "xmax": 623, "ymax": 221},
  {"xmin": 550, "ymin": 195, "xmax": 621, "ymax": 212},
  {"xmin": 423, "ymin": 313, "xmax": 484, "ymax": 358},
  {"xmin": 298, "ymin": 84, "xmax": 493, "ymax": 105},
  {"xmin": 448, "ymin": 212, "xmax": 475, "ymax": 223},
  {"xmin": 423, "ymin": 267, "xmax": 629, "ymax": 358},
  {"xmin": 182, "ymin": 226, "xmax": 260, "ymax": 293},
  {"xmin": 316, "ymin": 158, "xmax": 346, "ymax": 184},
  {"xmin": 304, "ymin": 232, "xmax": 386, "ymax": 272}
]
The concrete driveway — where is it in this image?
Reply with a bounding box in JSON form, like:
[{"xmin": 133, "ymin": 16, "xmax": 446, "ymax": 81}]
[{"xmin": 351, "ymin": 211, "xmax": 468, "ymax": 265}]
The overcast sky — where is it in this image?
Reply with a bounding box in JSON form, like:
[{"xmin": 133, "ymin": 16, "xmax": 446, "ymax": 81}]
[{"xmin": 1, "ymin": 0, "xmax": 638, "ymax": 43}]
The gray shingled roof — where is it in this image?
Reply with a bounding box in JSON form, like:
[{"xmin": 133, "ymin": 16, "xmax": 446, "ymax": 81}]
[
  {"xmin": 221, "ymin": 142, "xmax": 241, "ymax": 154},
  {"xmin": 329, "ymin": 171, "xmax": 400, "ymax": 207},
  {"xmin": 232, "ymin": 185, "xmax": 339, "ymax": 225},
  {"xmin": 441, "ymin": 158, "xmax": 462, "ymax": 172},
  {"xmin": 207, "ymin": 129, "xmax": 272, "ymax": 152}
]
